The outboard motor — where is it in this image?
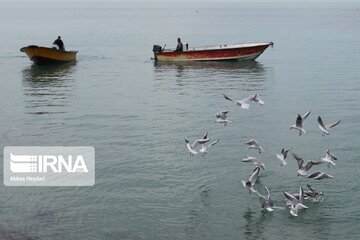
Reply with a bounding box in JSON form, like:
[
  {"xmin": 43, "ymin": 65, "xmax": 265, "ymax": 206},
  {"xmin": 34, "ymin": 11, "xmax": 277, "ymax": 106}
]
[{"xmin": 152, "ymin": 45, "xmax": 163, "ymax": 53}]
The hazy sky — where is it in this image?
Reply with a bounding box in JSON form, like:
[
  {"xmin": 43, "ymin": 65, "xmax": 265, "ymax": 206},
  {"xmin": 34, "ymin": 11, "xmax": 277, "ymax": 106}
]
[{"xmin": 0, "ymin": 0, "xmax": 358, "ymax": 5}]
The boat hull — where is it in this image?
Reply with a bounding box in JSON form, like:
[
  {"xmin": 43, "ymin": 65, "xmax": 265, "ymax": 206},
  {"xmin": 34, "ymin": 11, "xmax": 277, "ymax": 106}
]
[
  {"xmin": 20, "ymin": 45, "xmax": 78, "ymax": 65},
  {"xmin": 154, "ymin": 42, "xmax": 273, "ymax": 62}
]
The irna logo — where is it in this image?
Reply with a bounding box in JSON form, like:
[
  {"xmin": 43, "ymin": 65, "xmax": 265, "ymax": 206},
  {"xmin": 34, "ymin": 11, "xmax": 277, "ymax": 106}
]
[
  {"xmin": 4, "ymin": 146, "xmax": 95, "ymax": 186},
  {"xmin": 10, "ymin": 153, "xmax": 88, "ymax": 173}
]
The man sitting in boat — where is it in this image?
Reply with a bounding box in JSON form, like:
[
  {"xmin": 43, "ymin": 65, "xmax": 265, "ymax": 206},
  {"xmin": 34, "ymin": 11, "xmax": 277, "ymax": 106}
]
[
  {"xmin": 174, "ymin": 37, "xmax": 183, "ymax": 52},
  {"xmin": 53, "ymin": 36, "xmax": 65, "ymax": 51}
]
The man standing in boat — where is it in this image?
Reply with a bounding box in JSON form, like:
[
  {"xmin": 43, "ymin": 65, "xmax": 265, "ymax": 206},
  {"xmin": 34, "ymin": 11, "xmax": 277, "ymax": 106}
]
[
  {"xmin": 53, "ymin": 36, "xmax": 65, "ymax": 51},
  {"xmin": 175, "ymin": 37, "xmax": 183, "ymax": 52}
]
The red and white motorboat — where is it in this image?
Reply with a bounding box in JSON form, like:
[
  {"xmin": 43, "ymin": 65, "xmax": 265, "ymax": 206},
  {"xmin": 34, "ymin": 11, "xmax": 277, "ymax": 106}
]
[{"xmin": 152, "ymin": 42, "xmax": 273, "ymax": 62}]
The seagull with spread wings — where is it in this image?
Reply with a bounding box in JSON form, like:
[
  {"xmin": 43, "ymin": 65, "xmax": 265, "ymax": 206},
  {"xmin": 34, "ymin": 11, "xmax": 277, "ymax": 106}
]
[
  {"xmin": 317, "ymin": 116, "xmax": 340, "ymax": 136},
  {"xmin": 290, "ymin": 110, "xmax": 311, "ymax": 136}
]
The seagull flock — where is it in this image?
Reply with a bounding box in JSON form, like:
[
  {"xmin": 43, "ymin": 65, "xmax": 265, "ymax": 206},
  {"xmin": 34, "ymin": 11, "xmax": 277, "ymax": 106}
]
[{"xmin": 185, "ymin": 93, "xmax": 341, "ymax": 217}]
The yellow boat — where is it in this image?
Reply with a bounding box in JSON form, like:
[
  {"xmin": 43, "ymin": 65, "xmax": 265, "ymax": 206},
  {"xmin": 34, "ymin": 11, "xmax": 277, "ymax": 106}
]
[{"xmin": 20, "ymin": 45, "xmax": 78, "ymax": 65}]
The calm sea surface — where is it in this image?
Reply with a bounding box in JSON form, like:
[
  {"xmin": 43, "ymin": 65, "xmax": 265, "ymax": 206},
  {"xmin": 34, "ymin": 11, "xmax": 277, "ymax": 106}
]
[{"xmin": 0, "ymin": 1, "xmax": 360, "ymax": 239}]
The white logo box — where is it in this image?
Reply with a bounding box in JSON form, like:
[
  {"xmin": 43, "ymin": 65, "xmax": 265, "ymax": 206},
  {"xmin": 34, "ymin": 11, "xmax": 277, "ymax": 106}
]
[{"xmin": 4, "ymin": 146, "xmax": 95, "ymax": 186}]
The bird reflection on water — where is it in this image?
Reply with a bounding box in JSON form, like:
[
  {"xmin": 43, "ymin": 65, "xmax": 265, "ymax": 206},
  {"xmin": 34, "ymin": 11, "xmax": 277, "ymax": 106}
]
[
  {"xmin": 21, "ymin": 62, "xmax": 77, "ymax": 115},
  {"xmin": 243, "ymin": 208, "xmax": 272, "ymax": 240}
]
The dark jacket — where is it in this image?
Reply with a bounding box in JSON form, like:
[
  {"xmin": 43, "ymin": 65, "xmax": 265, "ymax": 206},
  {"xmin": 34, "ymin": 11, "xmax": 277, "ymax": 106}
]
[
  {"xmin": 175, "ymin": 42, "xmax": 183, "ymax": 52},
  {"xmin": 53, "ymin": 39, "xmax": 65, "ymax": 50}
]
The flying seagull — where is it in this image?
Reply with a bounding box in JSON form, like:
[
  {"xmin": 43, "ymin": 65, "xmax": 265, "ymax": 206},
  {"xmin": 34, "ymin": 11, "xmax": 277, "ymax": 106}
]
[
  {"xmin": 290, "ymin": 110, "xmax": 311, "ymax": 135},
  {"xmin": 283, "ymin": 187, "xmax": 308, "ymax": 217},
  {"xmin": 305, "ymin": 184, "xmax": 324, "ymax": 202},
  {"xmin": 241, "ymin": 155, "xmax": 266, "ymax": 170},
  {"xmin": 184, "ymin": 137, "xmax": 198, "ymax": 156},
  {"xmin": 223, "ymin": 94, "xmax": 264, "ymax": 110},
  {"xmin": 307, "ymin": 171, "xmax": 334, "ymax": 180},
  {"xmin": 223, "ymin": 94, "xmax": 251, "ymax": 110},
  {"xmin": 184, "ymin": 132, "xmax": 210, "ymax": 156},
  {"xmin": 246, "ymin": 139, "xmax": 264, "ymax": 153},
  {"xmin": 276, "ymin": 148, "xmax": 290, "ymax": 166},
  {"xmin": 284, "ymin": 189, "xmax": 303, "ymax": 207},
  {"xmin": 292, "ymin": 152, "xmax": 322, "ymax": 176},
  {"xmin": 241, "ymin": 167, "xmax": 261, "ymax": 194},
  {"xmin": 215, "ymin": 111, "xmax": 231, "ymax": 126},
  {"xmin": 199, "ymin": 139, "xmax": 220, "ymax": 157},
  {"xmin": 321, "ymin": 149, "xmax": 338, "ymax": 167},
  {"xmin": 249, "ymin": 94, "xmax": 265, "ymax": 105},
  {"xmin": 255, "ymin": 186, "xmax": 274, "ymax": 212},
  {"xmin": 288, "ymin": 184, "xmax": 324, "ymax": 202},
  {"xmin": 289, "ymin": 202, "xmax": 308, "ymax": 217},
  {"xmin": 317, "ymin": 116, "xmax": 340, "ymax": 136}
]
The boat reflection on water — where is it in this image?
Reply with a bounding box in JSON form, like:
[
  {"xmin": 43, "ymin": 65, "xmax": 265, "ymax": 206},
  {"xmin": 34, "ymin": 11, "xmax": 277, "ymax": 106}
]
[
  {"xmin": 22, "ymin": 62, "xmax": 77, "ymax": 81},
  {"xmin": 154, "ymin": 61, "xmax": 263, "ymax": 71},
  {"xmin": 22, "ymin": 62, "xmax": 77, "ymax": 115},
  {"xmin": 153, "ymin": 60, "xmax": 270, "ymax": 90}
]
